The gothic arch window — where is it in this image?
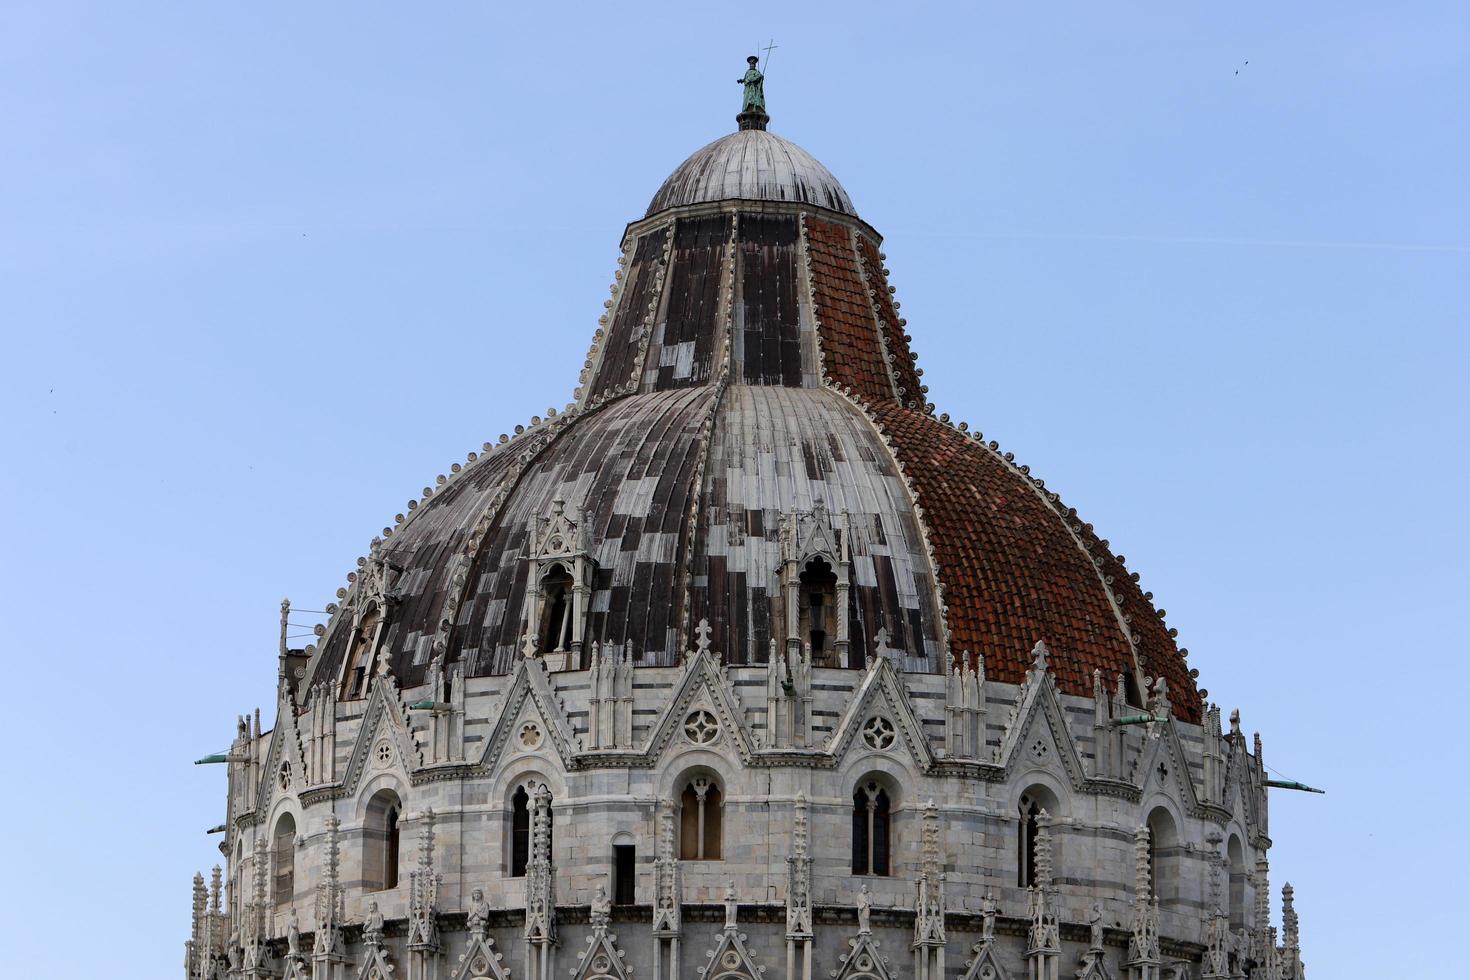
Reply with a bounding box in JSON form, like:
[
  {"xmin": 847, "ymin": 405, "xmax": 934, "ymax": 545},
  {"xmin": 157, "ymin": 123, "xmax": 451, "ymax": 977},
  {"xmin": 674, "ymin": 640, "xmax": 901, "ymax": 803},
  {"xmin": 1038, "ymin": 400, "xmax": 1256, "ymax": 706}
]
[
  {"xmin": 385, "ymin": 803, "xmax": 401, "ymax": 889},
  {"xmin": 363, "ymin": 789, "xmax": 403, "ymax": 891},
  {"xmin": 778, "ymin": 510, "xmax": 853, "ymax": 669},
  {"xmin": 1146, "ymin": 806, "xmax": 1179, "ymax": 902},
  {"xmin": 538, "ymin": 563, "xmax": 576, "ymax": 655},
  {"xmin": 1227, "ymin": 834, "xmax": 1247, "ymax": 930},
  {"xmin": 1018, "ymin": 796, "xmax": 1041, "ymax": 887},
  {"xmin": 678, "ymin": 775, "xmax": 723, "ymax": 860},
  {"xmin": 340, "ymin": 605, "xmax": 382, "ymax": 700},
  {"xmin": 509, "ymin": 782, "xmax": 554, "ymax": 877},
  {"xmin": 798, "ymin": 556, "xmax": 838, "ymax": 663},
  {"xmin": 611, "ymin": 834, "xmax": 636, "ymax": 905},
  {"xmin": 510, "ymin": 786, "xmax": 531, "ymax": 877},
  {"xmin": 272, "ymin": 813, "xmax": 296, "ymax": 908},
  {"xmin": 1017, "ymin": 785, "xmax": 1059, "ymax": 887},
  {"xmin": 522, "ymin": 499, "xmax": 594, "ymax": 670},
  {"xmin": 851, "ymin": 779, "xmax": 892, "ymax": 876}
]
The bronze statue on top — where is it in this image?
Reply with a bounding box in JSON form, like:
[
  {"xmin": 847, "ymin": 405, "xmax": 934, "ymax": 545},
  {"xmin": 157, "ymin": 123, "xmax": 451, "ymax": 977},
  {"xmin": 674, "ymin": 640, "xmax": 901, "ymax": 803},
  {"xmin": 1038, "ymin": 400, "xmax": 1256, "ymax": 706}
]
[{"xmin": 737, "ymin": 55, "xmax": 765, "ymax": 113}]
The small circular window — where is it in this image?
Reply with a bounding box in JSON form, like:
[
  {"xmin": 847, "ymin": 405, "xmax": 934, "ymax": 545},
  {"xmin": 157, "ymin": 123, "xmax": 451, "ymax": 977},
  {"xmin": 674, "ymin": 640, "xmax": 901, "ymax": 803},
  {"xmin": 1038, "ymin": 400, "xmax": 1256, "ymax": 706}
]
[
  {"xmin": 519, "ymin": 722, "xmax": 544, "ymax": 750},
  {"xmin": 683, "ymin": 709, "xmax": 720, "ymax": 745},
  {"xmin": 861, "ymin": 716, "xmax": 896, "ymax": 751}
]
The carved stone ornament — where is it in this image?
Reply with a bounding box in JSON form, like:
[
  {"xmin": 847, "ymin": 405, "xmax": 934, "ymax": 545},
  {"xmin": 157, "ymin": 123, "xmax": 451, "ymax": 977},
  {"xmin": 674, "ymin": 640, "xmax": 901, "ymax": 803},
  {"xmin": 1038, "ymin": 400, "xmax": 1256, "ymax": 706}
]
[
  {"xmin": 519, "ymin": 721, "xmax": 543, "ymax": 750},
  {"xmin": 861, "ymin": 715, "xmax": 896, "ymax": 750},
  {"xmin": 684, "ymin": 708, "xmax": 720, "ymax": 745}
]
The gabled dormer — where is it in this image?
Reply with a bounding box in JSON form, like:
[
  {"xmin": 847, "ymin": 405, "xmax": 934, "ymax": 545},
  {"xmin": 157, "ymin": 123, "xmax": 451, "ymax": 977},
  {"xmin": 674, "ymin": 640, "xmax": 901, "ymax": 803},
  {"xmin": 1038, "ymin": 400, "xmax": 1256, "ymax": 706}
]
[
  {"xmin": 780, "ymin": 502, "xmax": 853, "ymax": 668},
  {"xmin": 520, "ymin": 497, "xmax": 596, "ymax": 671}
]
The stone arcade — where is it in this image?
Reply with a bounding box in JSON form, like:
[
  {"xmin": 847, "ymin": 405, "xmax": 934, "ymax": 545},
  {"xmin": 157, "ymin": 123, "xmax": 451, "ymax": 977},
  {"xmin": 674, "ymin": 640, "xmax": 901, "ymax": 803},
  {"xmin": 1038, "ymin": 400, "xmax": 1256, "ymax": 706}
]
[{"xmin": 186, "ymin": 66, "xmax": 1308, "ymax": 980}]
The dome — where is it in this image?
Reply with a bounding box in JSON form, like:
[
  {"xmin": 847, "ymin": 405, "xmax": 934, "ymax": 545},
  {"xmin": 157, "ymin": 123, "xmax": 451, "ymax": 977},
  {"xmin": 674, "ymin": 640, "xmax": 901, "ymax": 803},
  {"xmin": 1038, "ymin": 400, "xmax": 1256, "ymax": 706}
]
[
  {"xmin": 306, "ymin": 128, "xmax": 1199, "ymax": 722},
  {"xmin": 193, "ymin": 76, "xmax": 1306, "ymax": 980},
  {"xmin": 646, "ymin": 128, "xmax": 856, "ymax": 217},
  {"xmin": 317, "ymin": 385, "xmax": 1196, "ymax": 720}
]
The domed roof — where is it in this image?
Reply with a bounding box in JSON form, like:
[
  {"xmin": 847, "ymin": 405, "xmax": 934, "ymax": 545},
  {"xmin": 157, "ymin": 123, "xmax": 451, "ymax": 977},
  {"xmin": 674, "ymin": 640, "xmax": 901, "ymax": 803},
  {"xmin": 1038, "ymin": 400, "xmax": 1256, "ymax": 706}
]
[
  {"xmin": 304, "ymin": 113, "xmax": 1201, "ymax": 725},
  {"xmin": 647, "ymin": 128, "xmax": 855, "ymax": 217}
]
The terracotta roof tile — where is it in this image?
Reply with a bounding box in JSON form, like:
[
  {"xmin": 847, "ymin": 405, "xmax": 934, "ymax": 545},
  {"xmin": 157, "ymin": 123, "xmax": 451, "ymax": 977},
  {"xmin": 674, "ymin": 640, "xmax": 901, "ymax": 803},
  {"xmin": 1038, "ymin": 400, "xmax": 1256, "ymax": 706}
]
[
  {"xmin": 870, "ymin": 402, "xmax": 1200, "ymax": 722},
  {"xmin": 806, "ymin": 216, "xmax": 897, "ymax": 403},
  {"xmin": 855, "ymin": 236, "xmax": 926, "ymax": 407}
]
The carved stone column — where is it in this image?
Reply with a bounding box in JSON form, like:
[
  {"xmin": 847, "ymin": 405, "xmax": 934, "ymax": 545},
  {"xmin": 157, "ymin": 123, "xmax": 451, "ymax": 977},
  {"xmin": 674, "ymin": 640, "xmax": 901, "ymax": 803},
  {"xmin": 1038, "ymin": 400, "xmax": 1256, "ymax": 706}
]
[
  {"xmin": 311, "ymin": 816, "xmax": 347, "ymax": 980},
  {"xmin": 1125, "ymin": 825, "xmax": 1161, "ymax": 980},
  {"xmin": 407, "ymin": 811, "xmax": 442, "ymax": 980},
  {"xmin": 786, "ymin": 795, "xmax": 814, "ymax": 980},
  {"xmin": 651, "ymin": 797, "xmax": 682, "ymax": 980},
  {"xmin": 912, "ymin": 801, "xmax": 947, "ymax": 980},
  {"xmin": 1024, "ymin": 810, "xmax": 1061, "ymax": 980},
  {"xmin": 523, "ymin": 786, "xmax": 557, "ymax": 980}
]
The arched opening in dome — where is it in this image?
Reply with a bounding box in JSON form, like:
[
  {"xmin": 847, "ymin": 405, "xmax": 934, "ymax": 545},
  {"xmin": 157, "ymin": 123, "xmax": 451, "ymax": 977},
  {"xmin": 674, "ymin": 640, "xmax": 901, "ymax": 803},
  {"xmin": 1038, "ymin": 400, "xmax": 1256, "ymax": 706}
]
[
  {"xmin": 1228, "ymin": 834, "xmax": 1247, "ymax": 930},
  {"xmin": 272, "ymin": 813, "xmax": 295, "ymax": 909},
  {"xmin": 363, "ymin": 790, "xmax": 402, "ymax": 891},
  {"xmin": 538, "ymin": 563, "xmax": 577, "ymax": 656},
  {"xmin": 678, "ymin": 774, "xmax": 723, "ymax": 861},
  {"xmin": 851, "ymin": 777, "xmax": 893, "ymax": 876},
  {"xmin": 339, "ymin": 605, "xmax": 382, "ymax": 701},
  {"xmin": 1017, "ymin": 785, "xmax": 1060, "ymax": 887},
  {"xmin": 1146, "ymin": 806, "xmax": 1180, "ymax": 903},
  {"xmin": 799, "ymin": 556, "xmax": 839, "ymax": 666}
]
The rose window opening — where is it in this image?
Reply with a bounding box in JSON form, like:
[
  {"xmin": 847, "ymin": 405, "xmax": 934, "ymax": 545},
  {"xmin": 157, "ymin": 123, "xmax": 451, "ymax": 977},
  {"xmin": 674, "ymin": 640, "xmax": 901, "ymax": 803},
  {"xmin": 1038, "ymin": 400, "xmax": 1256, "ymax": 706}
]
[
  {"xmin": 861, "ymin": 716, "xmax": 896, "ymax": 750},
  {"xmin": 519, "ymin": 722, "xmax": 543, "ymax": 749},
  {"xmin": 684, "ymin": 709, "xmax": 720, "ymax": 745}
]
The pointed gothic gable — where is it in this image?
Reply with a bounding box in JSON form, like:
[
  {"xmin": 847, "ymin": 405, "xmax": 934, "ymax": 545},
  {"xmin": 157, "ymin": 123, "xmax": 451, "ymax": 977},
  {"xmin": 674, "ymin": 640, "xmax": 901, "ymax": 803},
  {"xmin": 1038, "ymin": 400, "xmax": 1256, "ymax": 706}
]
[
  {"xmin": 282, "ymin": 956, "xmax": 311, "ymax": 980},
  {"xmin": 830, "ymin": 932, "xmax": 897, "ymax": 980},
  {"xmin": 795, "ymin": 505, "xmax": 838, "ymax": 563},
  {"xmin": 643, "ymin": 646, "xmax": 756, "ymax": 764},
  {"xmin": 960, "ymin": 942, "xmax": 1013, "ymax": 980},
  {"xmin": 994, "ymin": 656, "xmax": 1087, "ymax": 790},
  {"xmin": 472, "ymin": 655, "xmax": 577, "ymax": 771},
  {"xmin": 1133, "ymin": 720, "xmax": 1202, "ymax": 813},
  {"xmin": 253, "ymin": 689, "xmax": 309, "ymax": 815},
  {"xmin": 533, "ymin": 498, "xmax": 585, "ymax": 561},
  {"xmin": 1218, "ymin": 736, "xmax": 1262, "ymax": 830},
  {"xmin": 355, "ymin": 943, "xmax": 398, "ymax": 980},
  {"xmin": 449, "ymin": 934, "xmax": 510, "ymax": 980},
  {"xmin": 699, "ymin": 928, "xmax": 768, "ymax": 980},
  {"xmin": 826, "ymin": 655, "xmax": 934, "ymax": 767},
  {"xmin": 339, "ymin": 668, "xmax": 423, "ymax": 797},
  {"xmin": 568, "ymin": 927, "xmax": 634, "ymax": 980}
]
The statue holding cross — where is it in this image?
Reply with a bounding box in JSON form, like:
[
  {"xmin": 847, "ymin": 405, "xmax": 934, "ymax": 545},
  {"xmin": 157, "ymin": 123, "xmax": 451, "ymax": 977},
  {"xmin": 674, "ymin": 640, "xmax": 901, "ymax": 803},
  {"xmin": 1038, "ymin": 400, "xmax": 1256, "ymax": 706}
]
[
  {"xmin": 737, "ymin": 55, "xmax": 765, "ymax": 113},
  {"xmin": 737, "ymin": 43, "xmax": 776, "ymax": 115}
]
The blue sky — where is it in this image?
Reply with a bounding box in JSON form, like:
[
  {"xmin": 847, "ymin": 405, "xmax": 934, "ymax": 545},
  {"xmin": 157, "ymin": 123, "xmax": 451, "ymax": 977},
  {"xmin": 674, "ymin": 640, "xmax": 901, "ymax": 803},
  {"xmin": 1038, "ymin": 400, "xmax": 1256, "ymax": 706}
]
[{"xmin": 2, "ymin": 3, "xmax": 1465, "ymax": 976}]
